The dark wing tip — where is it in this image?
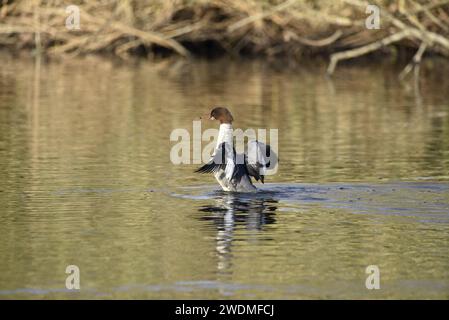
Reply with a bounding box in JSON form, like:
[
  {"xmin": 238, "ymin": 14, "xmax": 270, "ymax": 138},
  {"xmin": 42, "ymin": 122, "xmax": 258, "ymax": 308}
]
[{"xmin": 195, "ymin": 162, "xmax": 225, "ymax": 174}]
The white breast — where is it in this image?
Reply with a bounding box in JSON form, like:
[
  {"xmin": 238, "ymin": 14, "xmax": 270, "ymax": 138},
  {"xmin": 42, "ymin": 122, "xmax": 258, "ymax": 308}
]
[
  {"xmin": 216, "ymin": 123, "xmax": 235, "ymax": 181},
  {"xmin": 214, "ymin": 123, "xmax": 257, "ymax": 192}
]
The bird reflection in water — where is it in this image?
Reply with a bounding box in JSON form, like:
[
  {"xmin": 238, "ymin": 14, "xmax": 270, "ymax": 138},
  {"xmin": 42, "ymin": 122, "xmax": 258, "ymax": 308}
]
[{"xmin": 197, "ymin": 191, "xmax": 278, "ymax": 273}]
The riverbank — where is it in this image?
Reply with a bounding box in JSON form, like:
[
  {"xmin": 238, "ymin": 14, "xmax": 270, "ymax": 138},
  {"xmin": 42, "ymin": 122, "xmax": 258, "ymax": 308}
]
[{"xmin": 1, "ymin": 0, "xmax": 448, "ymax": 74}]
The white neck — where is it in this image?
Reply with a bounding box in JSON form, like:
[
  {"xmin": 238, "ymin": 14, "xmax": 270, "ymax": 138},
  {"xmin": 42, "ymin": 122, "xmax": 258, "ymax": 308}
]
[{"xmin": 217, "ymin": 123, "xmax": 233, "ymax": 146}]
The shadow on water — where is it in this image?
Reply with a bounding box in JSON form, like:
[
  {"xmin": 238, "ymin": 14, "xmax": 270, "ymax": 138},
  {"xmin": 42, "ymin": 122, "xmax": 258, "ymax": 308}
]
[
  {"xmin": 178, "ymin": 182, "xmax": 449, "ymax": 223},
  {"xmin": 196, "ymin": 191, "xmax": 278, "ymax": 273},
  {"xmin": 198, "ymin": 190, "xmax": 278, "ymax": 227}
]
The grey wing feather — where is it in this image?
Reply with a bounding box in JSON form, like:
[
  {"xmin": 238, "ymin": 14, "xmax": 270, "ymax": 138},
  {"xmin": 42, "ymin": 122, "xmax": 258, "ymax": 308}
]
[
  {"xmin": 245, "ymin": 140, "xmax": 277, "ymax": 183},
  {"xmin": 231, "ymin": 162, "xmax": 250, "ymax": 183}
]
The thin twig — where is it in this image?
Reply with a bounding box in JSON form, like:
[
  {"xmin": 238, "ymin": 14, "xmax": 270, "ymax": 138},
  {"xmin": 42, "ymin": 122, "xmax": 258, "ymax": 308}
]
[
  {"xmin": 399, "ymin": 42, "xmax": 428, "ymax": 80},
  {"xmin": 289, "ymin": 30, "xmax": 343, "ymax": 47},
  {"xmin": 227, "ymin": 0, "xmax": 297, "ymax": 33},
  {"xmin": 327, "ymin": 30, "xmax": 412, "ymax": 75}
]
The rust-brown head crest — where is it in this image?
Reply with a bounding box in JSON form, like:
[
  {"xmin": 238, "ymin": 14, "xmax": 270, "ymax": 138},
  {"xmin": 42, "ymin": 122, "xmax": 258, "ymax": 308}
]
[{"xmin": 209, "ymin": 107, "xmax": 233, "ymax": 124}]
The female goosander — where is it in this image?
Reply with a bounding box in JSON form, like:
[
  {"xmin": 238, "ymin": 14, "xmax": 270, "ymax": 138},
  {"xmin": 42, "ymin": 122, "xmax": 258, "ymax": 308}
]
[{"xmin": 195, "ymin": 107, "xmax": 277, "ymax": 192}]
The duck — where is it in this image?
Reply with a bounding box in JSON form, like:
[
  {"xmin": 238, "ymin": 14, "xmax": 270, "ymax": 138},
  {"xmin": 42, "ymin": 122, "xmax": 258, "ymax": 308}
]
[{"xmin": 195, "ymin": 107, "xmax": 277, "ymax": 192}]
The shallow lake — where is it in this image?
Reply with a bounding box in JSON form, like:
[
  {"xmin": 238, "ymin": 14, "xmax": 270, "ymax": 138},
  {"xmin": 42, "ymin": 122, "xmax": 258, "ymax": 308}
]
[{"xmin": 0, "ymin": 55, "xmax": 448, "ymax": 298}]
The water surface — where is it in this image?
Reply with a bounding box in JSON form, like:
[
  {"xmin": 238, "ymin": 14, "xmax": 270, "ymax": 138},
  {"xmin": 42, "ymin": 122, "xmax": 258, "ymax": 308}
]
[{"xmin": 0, "ymin": 55, "xmax": 448, "ymax": 299}]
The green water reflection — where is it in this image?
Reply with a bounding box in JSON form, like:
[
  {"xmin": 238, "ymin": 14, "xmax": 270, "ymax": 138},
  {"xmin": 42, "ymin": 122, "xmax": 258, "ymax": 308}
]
[{"xmin": 0, "ymin": 55, "xmax": 448, "ymax": 299}]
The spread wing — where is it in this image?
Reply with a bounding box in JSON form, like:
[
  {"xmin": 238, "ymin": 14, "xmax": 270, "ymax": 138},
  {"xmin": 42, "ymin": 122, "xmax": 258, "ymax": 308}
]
[
  {"xmin": 245, "ymin": 140, "xmax": 277, "ymax": 183},
  {"xmin": 195, "ymin": 142, "xmax": 235, "ymax": 180}
]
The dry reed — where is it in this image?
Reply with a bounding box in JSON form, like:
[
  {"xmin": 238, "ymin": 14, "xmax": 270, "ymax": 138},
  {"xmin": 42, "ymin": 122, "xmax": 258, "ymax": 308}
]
[{"xmin": 0, "ymin": 0, "xmax": 448, "ymax": 74}]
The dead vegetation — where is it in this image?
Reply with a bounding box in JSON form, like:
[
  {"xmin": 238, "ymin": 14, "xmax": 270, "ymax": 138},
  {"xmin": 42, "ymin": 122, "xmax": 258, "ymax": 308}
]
[{"xmin": 0, "ymin": 0, "xmax": 448, "ymax": 74}]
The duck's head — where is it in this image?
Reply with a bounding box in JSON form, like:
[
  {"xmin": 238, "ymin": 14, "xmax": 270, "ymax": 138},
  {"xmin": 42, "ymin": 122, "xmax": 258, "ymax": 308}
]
[{"xmin": 207, "ymin": 107, "xmax": 234, "ymax": 124}]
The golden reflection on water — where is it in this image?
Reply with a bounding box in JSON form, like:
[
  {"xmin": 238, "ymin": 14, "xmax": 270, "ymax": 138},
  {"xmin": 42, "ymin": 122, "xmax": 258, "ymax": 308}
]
[{"xmin": 0, "ymin": 55, "xmax": 448, "ymax": 299}]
